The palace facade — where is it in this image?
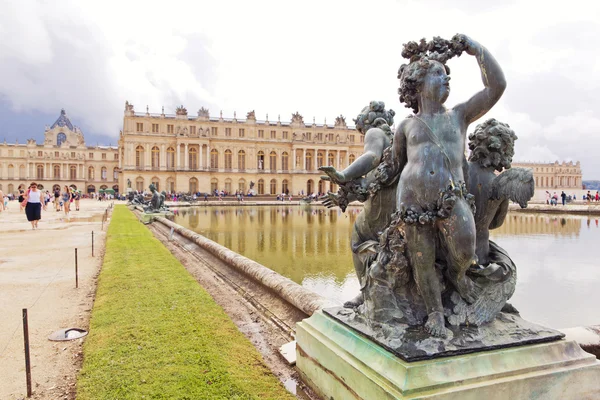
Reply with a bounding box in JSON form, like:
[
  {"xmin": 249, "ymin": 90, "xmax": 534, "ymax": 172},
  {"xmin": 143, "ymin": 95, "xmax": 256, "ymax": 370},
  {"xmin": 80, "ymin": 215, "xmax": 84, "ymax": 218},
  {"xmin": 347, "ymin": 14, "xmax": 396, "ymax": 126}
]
[
  {"xmin": 0, "ymin": 106, "xmax": 585, "ymax": 199},
  {"xmin": 0, "ymin": 110, "xmax": 119, "ymax": 195},
  {"xmin": 511, "ymin": 161, "xmax": 582, "ymax": 189},
  {"xmin": 118, "ymin": 103, "xmax": 365, "ymax": 195}
]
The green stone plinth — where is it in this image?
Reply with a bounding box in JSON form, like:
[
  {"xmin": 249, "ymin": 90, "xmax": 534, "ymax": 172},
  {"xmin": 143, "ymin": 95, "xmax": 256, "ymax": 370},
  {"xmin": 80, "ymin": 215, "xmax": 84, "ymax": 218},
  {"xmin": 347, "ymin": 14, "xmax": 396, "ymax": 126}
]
[
  {"xmin": 140, "ymin": 211, "xmax": 173, "ymax": 224},
  {"xmin": 296, "ymin": 311, "xmax": 600, "ymax": 399}
]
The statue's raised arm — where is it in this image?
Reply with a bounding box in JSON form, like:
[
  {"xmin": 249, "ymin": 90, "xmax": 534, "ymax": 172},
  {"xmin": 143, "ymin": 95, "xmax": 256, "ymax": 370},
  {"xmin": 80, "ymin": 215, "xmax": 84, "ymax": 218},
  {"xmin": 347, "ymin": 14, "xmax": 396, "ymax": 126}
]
[{"xmin": 453, "ymin": 34, "xmax": 507, "ymax": 125}]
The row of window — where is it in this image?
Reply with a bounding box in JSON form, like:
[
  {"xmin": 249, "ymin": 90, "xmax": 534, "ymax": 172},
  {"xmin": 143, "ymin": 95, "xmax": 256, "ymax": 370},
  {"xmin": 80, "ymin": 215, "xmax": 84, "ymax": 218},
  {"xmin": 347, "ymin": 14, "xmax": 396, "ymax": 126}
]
[
  {"xmin": 134, "ymin": 122, "xmax": 361, "ymax": 143},
  {"xmin": 1, "ymin": 164, "xmax": 118, "ymax": 181},
  {"xmin": 134, "ymin": 146, "xmax": 356, "ymax": 170},
  {"xmin": 28, "ymin": 150, "xmax": 118, "ymax": 160},
  {"xmin": 535, "ymin": 176, "xmax": 579, "ymax": 187}
]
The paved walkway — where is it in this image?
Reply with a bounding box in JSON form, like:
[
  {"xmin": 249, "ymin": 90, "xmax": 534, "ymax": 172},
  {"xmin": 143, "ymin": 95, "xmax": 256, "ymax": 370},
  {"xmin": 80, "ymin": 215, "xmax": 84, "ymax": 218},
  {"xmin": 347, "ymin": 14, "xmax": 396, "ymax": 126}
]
[{"xmin": 0, "ymin": 199, "xmax": 119, "ymax": 399}]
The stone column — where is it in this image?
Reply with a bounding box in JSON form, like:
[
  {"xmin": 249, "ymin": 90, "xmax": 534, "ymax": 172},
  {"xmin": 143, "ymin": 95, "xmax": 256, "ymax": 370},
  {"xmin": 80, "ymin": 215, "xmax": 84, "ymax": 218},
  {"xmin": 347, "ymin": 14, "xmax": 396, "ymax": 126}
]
[
  {"xmin": 336, "ymin": 150, "xmax": 340, "ymax": 169},
  {"xmin": 160, "ymin": 144, "xmax": 166, "ymax": 169},
  {"xmin": 184, "ymin": 143, "xmax": 189, "ymax": 170},
  {"xmin": 303, "ymin": 149, "xmax": 306, "ymax": 171},
  {"xmin": 345, "ymin": 151, "xmax": 349, "ymax": 168},
  {"xmin": 176, "ymin": 143, "xmax": 181, "ymax": 169},
  {"xmin": 145, "ymin": 144, "xmax": 150, "ymax": 170},
  {"xmin": 313, "ymin": 149, "xmax": 317, "ymax": 171},
  {"xmin": 199, "ymin": 144, "xmax": 203, "ymax": 170},
  {"xmin": 207, "ymin": 144, "xmax": 211, "ymax": 168}
]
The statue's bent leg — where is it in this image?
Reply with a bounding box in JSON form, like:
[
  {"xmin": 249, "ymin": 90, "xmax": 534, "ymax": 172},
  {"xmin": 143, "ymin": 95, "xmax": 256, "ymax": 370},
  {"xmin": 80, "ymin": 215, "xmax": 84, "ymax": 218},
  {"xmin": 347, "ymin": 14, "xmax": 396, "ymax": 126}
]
[
  {"xmin": 344, "ymin": 225, "xmax": 370, "ymax": 308},
  {"xmin": 438, "ymin": 199, "xmax": 478, "ymax": 303},
  {"xmin": 405, "ymin": 223, "xmax": 446, "ymax": 337}
]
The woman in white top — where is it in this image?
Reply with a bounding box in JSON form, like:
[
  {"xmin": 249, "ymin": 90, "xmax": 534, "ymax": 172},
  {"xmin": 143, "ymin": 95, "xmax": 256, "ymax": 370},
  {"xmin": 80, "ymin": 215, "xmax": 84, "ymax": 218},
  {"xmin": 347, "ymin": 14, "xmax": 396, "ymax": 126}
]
[{"xmin": 24, "ymin": 182, "xmax": 43, "ymax": 229}]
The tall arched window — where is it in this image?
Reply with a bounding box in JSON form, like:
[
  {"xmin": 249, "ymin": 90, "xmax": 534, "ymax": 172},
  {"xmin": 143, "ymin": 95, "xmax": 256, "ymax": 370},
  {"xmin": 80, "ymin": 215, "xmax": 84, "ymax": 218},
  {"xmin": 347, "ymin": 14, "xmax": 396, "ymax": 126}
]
[
  {"xmin": 189, "ymin": 178, "xmax": 198, "ymax": 193},
  {"xmin": 257, "ymin": 151, "xmax": 265, "ymax": 170},
  {"xmin": 57, "ymin": 133, "xmax": 66, "ymax": 146},
  {"xmin": 270, "ymin": 179, "xmax": 277, "ymax": 195},
  {"xmin": 238, "ymin": 150, "xmax": 246, "ymax": 170},
  {"xmin": 238, "ymin": 179, "xmax": 246, "ymax": 193},
  {"xmin": 136, "ymin": 145, "xmax": 144, "ymax": 168},
  {"xmin": 113, "ymin": 167, "xmax": 119, "ymax": 181},
  {"xmin": 317, "ymin": 152, "xmax": 324, "ymax": 168},
  {"xmin": 166, "ymin": 177, "xmax": 175, "ymax": 193},
  {"xmin": 37, "ymin": 165, "xmax": 44, "ymax": 179},
  {"xmin": 52, "ymin": 165, "xmax": 59, "ymax": 179},
  {"xmin": 225, "ymin": 178, "xmax": 232, "ymax": 193},
  {"xmin": 349, "ymin": 154, "xmax": 356, "ymax": 164},
  {"xmin": 224, "ymin": 149, "xmax": 232, "ymax": 170},
  {"xmin": 101, "ymin": 167, "xmax": 107, "ymax": 180},
  {"xmin": 281, "ymin": 152, "xmax": 289, "ymax": 171},
  {"xmin": 305, "ymin": 152, "xmax": 313, "ymax": 170},
  {"xmin": 151, "ymin": 146, "xmax": 160, "ymax": 168},
  {"xmin": 8, "ymin": 164, "xmax": 14, "ymax": 179},
  {"xmin": 307, "ymin": 179, "xmax": 314, "ymax": 194},
  {"xmin": 210, "ymin": 149, "xmax": 218, "ymax": 169},
  {"xmin": 136, "ymin": 177, "xmax": 144, "ymax": 192},
  {"xmin": 88, "ymin": 166, "xmax": 95, "ymax": 180},
  {"xmin": 282, "ymin": 179, "xmax": 289, "ymax": 194},
  {"xmin": 328, "ymin": 153, "xmax": 334, "ymax": 166},
  {"xmin": 269, "ymin": 151, "xmax": 277, "ymax": 171},
  {"xmin": 210, "ymin": 178, "xmax": 218, "ymax": 193},
  {"xmin": 166, "ymin": 147, "xmax": 175, "ymax": 169},
  {"xmin": 189, "ymin": 148, "xmax": 198, "ymax": 169},
  {"xmin": 69, "ymin": 165, "xmax": 77, "ymax": 179},
  {"xmin": 258, "ymin": 179, "xmax": 264, "ymax": 194},
  {"xmin": 19, "ymin": 165, "xmax": 25, "ymax": 178}
]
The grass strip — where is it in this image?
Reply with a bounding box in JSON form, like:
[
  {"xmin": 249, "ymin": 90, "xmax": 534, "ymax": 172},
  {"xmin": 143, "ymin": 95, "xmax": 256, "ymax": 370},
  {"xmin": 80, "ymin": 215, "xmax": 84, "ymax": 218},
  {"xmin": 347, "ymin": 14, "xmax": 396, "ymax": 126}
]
[{"xmin": 77, "ymin": 205, "xmax": 294, "ymax": 400}]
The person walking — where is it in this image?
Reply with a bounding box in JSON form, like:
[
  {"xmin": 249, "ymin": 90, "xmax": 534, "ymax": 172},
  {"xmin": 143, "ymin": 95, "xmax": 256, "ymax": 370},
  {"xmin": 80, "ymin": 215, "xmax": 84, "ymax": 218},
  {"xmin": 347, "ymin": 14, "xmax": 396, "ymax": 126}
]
[
  {"xmin": 587, "ymin": 190, "xmax": 592, "ymax": 204},
  {"xmin": 54, "ymin": 187, "xmax": 61, "ymax": 211},
  {"xmin": 74, "ymin": 190, "xmax": 81, "ymax": 211},
  {"xmin": 18, "ymin": 189, "xmax": 26, "ymax": 212},
  {"xmin": 561, "ymin": 191, "xmax": 566, "ymax": 206},
  {"xmin": 62, "ymin": 185, "xmax": 72, "ymax": 218},
  {"xmin": 24, "ymin": 182, "xmax": 43, "ymax": 229}
]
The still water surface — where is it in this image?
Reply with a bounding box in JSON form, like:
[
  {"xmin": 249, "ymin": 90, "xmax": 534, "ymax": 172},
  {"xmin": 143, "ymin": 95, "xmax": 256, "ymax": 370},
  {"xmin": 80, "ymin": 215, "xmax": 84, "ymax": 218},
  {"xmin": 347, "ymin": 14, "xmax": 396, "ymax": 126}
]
[{"xmin": 171, "ymin": 206, "xmax": 600, "ymax": 329}]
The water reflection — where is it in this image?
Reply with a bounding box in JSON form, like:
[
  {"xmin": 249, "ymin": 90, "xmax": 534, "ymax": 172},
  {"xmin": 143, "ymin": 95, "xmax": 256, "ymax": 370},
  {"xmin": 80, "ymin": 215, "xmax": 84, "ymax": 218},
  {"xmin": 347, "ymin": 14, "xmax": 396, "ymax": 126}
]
[{"xmin": 172, "ymin": 207, "xmax": 600, "ymax": 329}]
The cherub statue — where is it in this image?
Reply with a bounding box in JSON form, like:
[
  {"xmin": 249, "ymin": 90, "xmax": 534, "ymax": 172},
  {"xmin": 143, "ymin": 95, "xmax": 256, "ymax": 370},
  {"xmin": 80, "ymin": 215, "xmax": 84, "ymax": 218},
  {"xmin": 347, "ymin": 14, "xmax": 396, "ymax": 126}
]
[
  {"xmin": 319, "ymin": 101, "xmax": 396, "ymax": 308},
  {"xmin": 467, "ymin": 118, "xmax": 534, "ymax": 265}
]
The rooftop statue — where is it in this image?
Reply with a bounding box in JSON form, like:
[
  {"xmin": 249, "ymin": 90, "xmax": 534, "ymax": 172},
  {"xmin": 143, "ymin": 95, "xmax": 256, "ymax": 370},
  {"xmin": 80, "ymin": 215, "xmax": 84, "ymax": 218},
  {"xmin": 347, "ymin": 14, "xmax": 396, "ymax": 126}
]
[{"xmin": 320, "ymin": 35, "xmax": 555, "ymax": 359}]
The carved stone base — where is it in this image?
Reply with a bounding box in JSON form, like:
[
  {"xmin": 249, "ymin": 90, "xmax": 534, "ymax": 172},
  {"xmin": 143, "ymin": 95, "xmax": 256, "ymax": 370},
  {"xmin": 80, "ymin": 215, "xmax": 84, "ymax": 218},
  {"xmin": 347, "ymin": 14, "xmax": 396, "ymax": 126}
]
[
  {"xmin": 296, "ymin": 310, "xmax": 600, "ymax": 400},
  {"xmin": 324, "ymin": 306, "xmax": 564, "ymax": 361}
]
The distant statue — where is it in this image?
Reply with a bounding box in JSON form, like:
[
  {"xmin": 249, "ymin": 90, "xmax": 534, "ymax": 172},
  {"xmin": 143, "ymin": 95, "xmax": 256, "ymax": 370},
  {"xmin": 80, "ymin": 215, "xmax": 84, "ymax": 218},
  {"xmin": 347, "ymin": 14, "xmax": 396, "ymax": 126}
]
[
  {"xmin": 176, "ymin": 105, "xmax": 188, "ymax": 116},
  {"xmin": 144, "ymin": 184, "xmax": 167, "ymax": 213},
  {"xmin": 127, "ymin": 178, "xmax": 131, "ymax": 188},
  {"xmin": 246, "ymin": 110, "xmax": 256, "ymax": 119}
]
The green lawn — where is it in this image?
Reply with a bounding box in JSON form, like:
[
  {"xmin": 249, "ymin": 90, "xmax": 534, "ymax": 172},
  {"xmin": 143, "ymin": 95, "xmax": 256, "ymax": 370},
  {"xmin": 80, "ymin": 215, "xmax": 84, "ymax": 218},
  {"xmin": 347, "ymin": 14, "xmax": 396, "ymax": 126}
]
[{"xmin": 77, "ymin": 205, "xmax": 295, "ymax": 400}]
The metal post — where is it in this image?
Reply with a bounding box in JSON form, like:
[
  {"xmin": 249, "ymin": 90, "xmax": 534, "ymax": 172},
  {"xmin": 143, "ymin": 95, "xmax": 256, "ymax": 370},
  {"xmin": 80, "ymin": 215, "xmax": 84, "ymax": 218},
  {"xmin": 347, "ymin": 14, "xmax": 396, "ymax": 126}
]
[
  {"xmin": 75, "ymin": 248, "xmax": 78, "ymax": 289},
  {"xmin": 91, "ymin": 231, "xmax": 94, "ymax": 257},
  {"xmin": 22, "ymin": 308, "xmax": 32, "ymax": 397}
]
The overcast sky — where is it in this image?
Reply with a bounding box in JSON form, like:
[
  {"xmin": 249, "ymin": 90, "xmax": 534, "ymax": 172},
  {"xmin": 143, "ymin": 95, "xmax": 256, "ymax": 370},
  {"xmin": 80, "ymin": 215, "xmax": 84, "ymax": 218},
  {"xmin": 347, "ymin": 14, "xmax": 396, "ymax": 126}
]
[{"xmin": 1, "ymin": 0, "xmax": 599, "ymax": 179}]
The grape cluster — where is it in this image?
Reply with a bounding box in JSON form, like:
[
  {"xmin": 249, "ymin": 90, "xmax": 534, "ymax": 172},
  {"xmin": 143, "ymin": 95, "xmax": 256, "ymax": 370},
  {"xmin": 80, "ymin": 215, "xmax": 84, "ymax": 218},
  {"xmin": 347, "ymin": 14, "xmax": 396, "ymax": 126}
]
[{"xmin": 401, "ymin": 35, "xmax": 467, "ymax": 63}]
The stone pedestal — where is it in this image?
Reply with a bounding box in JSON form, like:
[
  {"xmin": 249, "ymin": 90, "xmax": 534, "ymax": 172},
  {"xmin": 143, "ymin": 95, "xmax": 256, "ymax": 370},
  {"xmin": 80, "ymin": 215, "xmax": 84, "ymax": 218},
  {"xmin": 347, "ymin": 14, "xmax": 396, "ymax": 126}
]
[
  {"xmin": 296, "ymin": 311, "xmax": 600, "ymax": 399},
  {"xmin": 139, "ymin": 210, "xmax": 173, "ymax": 224}
]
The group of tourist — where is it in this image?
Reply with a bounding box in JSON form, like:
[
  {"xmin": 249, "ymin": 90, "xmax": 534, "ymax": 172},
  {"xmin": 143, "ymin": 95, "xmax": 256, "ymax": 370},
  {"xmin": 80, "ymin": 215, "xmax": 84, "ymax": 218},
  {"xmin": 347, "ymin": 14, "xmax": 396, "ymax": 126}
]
[
  {"xmin": 545, "ymin": 190, "xmax": 600, "ymax": 206},
  {"xmin": 0, "ymin": 183, "xmax": 85, "ymax": 229}
]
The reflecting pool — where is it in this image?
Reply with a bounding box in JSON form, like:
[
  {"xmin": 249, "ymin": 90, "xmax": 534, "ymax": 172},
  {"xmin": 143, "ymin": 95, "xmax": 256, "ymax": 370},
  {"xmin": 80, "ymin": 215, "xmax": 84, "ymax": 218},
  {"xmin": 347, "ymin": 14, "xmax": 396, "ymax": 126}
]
[{"xmin": 171, "ymin": 206, "xmax": 600, "ymax": 329}]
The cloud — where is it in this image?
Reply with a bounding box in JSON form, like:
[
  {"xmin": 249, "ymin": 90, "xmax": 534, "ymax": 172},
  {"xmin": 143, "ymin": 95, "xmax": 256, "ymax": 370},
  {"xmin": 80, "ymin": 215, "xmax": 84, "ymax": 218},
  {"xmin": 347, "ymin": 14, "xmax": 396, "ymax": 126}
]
[{"xmin": 0, "ymin": 0, "xmax": 600, "ymax": 179}]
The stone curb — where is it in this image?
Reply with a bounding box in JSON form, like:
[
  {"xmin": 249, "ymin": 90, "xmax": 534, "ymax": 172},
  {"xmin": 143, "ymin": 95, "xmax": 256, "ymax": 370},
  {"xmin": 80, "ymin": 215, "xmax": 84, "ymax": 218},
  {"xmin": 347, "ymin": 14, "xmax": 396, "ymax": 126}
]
[
  {"xmin": 153, "ymin": 216, "xmax": 333, "ymax": 317},
  {"xmin": 560, "ymin": 326, "xmax": 600, "ymax": 358}
]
